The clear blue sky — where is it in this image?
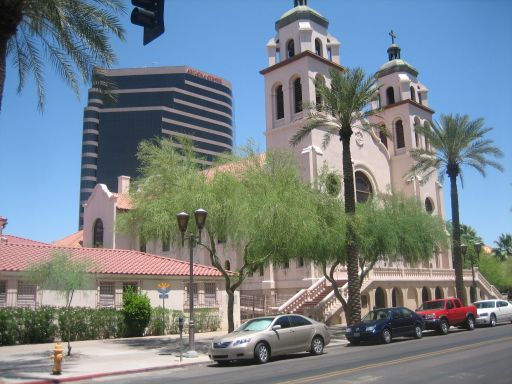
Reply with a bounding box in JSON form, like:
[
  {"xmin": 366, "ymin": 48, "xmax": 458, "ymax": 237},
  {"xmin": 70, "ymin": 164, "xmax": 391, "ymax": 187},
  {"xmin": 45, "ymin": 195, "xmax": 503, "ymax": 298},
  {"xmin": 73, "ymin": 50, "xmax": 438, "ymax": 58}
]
[{"xmin": 0, "ymin": 0, "xmax": 510, "ymax": 246}]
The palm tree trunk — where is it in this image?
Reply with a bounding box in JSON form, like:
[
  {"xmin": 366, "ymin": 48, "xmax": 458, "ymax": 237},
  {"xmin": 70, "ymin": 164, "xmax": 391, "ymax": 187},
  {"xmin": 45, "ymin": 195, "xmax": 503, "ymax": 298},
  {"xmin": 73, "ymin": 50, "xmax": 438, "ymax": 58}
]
[
  {"xmin": 0, "ymin": 0, "xmax": 24, "ymax": 112},
  {"xmin": 449, "ymin": 174, "xmax": 467, "ymax": 305},
  {"xmin": 0, "ymin": 36, "xmax": 7, "ymax": 111},
  {"xmin": 340, "ymin": 126, "xmax": 361, "ymax": 325}
]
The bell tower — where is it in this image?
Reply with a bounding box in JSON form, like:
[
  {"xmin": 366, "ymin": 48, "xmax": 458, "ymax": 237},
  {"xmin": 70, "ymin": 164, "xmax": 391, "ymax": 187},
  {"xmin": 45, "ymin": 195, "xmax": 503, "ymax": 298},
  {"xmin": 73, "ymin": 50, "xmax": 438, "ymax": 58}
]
[
  {"xmin": 261, "ymin": 1, "xmax": 344, "ymax": 160},
  {"xmin": 370, "ymin": 31, "xmax": 448, "ymax": 268}
]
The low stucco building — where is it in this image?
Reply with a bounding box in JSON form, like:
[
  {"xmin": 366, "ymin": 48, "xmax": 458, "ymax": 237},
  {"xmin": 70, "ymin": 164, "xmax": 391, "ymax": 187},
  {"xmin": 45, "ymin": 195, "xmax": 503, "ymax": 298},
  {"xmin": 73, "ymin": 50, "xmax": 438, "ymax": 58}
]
[{"xmin": 0, "ymin": 235, "xmax": 239, "ymax": 331}]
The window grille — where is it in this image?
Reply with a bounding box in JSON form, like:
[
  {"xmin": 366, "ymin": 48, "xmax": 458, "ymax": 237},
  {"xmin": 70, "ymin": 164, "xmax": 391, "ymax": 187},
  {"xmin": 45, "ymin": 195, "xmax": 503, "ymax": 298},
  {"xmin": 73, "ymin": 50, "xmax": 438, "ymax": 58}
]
[
  {"xmin": 99, "ymin": 281, "xmax": 115, "ymax": 308},
  {"xmin": 0, "ymin": 281, "xmax": 6, "ymax": 307},
  {"xmin": 17, "ymin": 281, "xmax": 36, "ymax": 308}
]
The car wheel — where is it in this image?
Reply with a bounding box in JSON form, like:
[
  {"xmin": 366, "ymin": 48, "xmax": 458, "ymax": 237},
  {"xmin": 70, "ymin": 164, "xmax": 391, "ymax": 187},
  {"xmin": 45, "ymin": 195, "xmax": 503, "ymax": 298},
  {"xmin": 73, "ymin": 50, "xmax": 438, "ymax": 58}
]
[
  {"xmin": 489, "ymin": 314, "xmax": 497, "ymax": 327},
  {"xmin": 381, "ymin": 328, "xmax": 392, "ymax": 344},
  {"xmin": 466, "ymin": 315, "xmax": 475, "ymax": 331},
  {"xmin": 254, "ymin": 342, "xmax": 270, "ymax": 364},
  {"xmin": 310, "ymin": 336, "xmax": 324, "ymax": 355},
  {"xmin": 413, "ymin": 324, "xmax": 423, "ymax": 339},
  {"xmin": 438, "ymin": 319, "xmax": 449, "ymax": 335}
]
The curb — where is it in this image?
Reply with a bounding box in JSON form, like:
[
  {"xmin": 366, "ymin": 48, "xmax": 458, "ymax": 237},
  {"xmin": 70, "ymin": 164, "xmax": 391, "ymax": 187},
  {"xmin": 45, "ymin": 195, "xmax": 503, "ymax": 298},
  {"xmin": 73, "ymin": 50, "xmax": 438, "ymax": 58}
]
[{"xmin": 11, "ymin": 359, "xmax": 210, "ymax": 384}]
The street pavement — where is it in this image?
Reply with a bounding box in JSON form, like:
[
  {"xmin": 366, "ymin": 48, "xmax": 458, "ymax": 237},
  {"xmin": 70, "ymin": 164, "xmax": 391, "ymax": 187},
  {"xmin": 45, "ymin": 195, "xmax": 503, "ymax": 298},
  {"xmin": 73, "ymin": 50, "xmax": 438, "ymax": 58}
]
[{"xmin": 0, "ymin": 326, "xmax": 347, "ymax": 384}]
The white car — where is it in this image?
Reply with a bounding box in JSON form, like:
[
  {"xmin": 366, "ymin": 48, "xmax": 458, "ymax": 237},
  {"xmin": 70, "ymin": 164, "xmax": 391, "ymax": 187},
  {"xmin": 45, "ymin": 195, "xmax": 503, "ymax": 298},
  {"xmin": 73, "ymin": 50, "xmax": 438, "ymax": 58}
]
[{"xmin": 474, "ymin": 299, "xmax": 512, "ymax": 327}]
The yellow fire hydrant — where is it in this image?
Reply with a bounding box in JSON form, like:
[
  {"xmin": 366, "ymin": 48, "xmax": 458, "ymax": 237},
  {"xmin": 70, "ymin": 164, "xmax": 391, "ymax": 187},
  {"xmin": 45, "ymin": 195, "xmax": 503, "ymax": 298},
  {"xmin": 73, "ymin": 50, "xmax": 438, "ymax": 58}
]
[{"xmin": 51, "ymin": 342, "xmax": 64, "ymax": 375}]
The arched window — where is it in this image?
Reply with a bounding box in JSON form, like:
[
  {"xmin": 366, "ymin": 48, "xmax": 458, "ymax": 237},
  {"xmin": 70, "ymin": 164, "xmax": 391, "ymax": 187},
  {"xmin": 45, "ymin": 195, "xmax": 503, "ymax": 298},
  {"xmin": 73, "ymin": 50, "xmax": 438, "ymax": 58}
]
[
  {"xmin": 327, "ymin": 46, "xmax": 332, "ymax": 61},
  {"xmin": 414, "ymin": 117, "xmax": 421, "ymax": 148},
  {"xmin": 315, "ymin": 75, "xmax": 325, "ymax": 111},
  {"xmin": 395, "ymin": 120, "xmax": 405, "ymax": 149},
  {"xmin": 276, "ymin": 47, "xmax": 281, "ymax": 63},
  {"xmin": 355, "ymin": 171, "xmax": 373, "ymax": 203},
  {"xmin": 378, "ymin": 125, "xmax": 387, "ymax": 149},
  {"xmin": 421, "ymin": 287, "xmax": 430, "ymax": 303},
  {"xmin": 293, "ymin": 77, "xmax": 303, "ymax": 113},
  {"xmin": 435, "ymin": 287, "xmax": 443, "ymax": 299},
  {"xmin": 224, "ymin": 260, "xmax": 231, "ymax": 271},
  {"xmin": 425, "ymin": 198, "xmax": 434, "ymax": 214},
  {"xmin": 375, "ymin": 287, "xmax": 386, "ymax": 309},
  {"xmin": 315, "ymin": 38, "xmax": 323, "ymax": 56},
  {"xmin": 424, "ymin": 121, "xmax": 431, "ymax": 151},
  {"xmin": 392, "ymin": 288, "xmax": 398, "ymax": 307},
  {"xmin": 386, "ymin": 87, "xmax": 395, "ymax": 105},
  {"xmin": 287, "ymin": 39, "xmax": 295, "ymax": 58},
  {"xmin": 410, "ymin": 86, "xmax": 416, "ymax": 102},
  {"xmin": 93, "ymin": 219, "xmax": 103, "ymax": 248},
  {"xmin": 276, "ymin": 85, "xmax": 284, "ymax": 119}
]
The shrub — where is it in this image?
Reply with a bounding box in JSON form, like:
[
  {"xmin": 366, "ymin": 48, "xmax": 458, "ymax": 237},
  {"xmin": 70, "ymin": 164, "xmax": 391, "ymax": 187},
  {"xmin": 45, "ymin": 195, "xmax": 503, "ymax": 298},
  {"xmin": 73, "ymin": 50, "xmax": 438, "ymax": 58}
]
[{"xmin": 122, "ymin": 288, "xmax": 151, "ymax": 337}]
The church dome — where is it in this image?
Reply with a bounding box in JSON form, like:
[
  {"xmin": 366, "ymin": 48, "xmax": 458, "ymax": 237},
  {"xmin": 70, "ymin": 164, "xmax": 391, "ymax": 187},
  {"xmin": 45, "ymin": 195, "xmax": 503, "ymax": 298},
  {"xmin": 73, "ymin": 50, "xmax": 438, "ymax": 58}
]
[
  {"xmin": 276, "ymin": 1, "xmax": 329, "ymax": 30},
  {"xmin": 377, "ymin": 59, "xmax": 418, "ymax": 78},
  {"xmin": 376, "ymin": 32, "xmax": 418, "ymax": 78}
]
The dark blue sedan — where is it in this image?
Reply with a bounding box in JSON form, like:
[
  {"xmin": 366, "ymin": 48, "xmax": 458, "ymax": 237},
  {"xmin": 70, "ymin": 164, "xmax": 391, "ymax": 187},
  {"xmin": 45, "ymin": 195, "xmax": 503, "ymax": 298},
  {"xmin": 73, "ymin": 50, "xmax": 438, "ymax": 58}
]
[{"xmin": 345, "ymin": 307, "xmax": 425, "ymax": 345}]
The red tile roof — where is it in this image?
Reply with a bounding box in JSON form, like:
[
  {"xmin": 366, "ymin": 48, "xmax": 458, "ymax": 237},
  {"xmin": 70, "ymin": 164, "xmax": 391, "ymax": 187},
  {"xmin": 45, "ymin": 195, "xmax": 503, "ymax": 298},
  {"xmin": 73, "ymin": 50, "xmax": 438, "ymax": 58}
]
[
  {"xmin": 1, "ymin": 235, "xmax": 49, "ymax": 246},
  {"xmin": 113, "ymin": 193, "xmax": 132, "ymax": 210},
  {"xmin": 0, "ymin": 242, "xmax": 223, "ymax": 277},
  {"xmin": 53, "ymin": 230, "xmax": 83, "ymax": 248}
]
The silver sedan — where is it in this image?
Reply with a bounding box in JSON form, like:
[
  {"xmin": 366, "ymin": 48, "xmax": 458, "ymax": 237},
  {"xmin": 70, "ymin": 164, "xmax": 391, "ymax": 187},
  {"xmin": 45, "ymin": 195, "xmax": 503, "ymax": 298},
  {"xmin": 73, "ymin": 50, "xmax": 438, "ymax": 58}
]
[{"xmin": 208, "ymin": 314, "xmax": 330, "ymax": 365}]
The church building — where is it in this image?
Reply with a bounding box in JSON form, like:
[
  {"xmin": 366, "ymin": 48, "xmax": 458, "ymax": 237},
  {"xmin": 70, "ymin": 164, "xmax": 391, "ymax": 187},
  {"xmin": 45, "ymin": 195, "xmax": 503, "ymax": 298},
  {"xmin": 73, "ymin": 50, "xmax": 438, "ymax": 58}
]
[{"xmin": 78, "ymin": 0, "xmax": 502, "ymax": 325}]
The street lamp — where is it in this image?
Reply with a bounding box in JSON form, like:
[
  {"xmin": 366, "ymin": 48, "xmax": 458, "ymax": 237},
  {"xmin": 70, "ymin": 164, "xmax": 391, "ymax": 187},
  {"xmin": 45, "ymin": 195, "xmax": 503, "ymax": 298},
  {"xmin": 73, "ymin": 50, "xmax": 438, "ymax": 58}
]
[{"xmin": 176, "ymin": 208, "xmax": 207, "ymax": 358}]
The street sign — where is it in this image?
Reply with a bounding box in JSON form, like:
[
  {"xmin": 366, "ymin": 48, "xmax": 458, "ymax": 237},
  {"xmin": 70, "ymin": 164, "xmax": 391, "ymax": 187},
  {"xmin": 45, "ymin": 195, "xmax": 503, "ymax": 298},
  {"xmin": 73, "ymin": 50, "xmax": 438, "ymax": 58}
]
[
  {"xmin": 157, "ymin": 282, "xmax": 171, "ymax": 294},
  {"xmin": 159, "ymin": 293, "xmax": 169, "ymax": 299}
]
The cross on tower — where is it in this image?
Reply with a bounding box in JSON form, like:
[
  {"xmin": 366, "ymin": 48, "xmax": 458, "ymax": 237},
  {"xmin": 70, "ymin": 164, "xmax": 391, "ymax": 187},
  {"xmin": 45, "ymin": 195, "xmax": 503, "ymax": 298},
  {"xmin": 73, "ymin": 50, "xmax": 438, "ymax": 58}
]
[{"xmin": 389, "ymin": 30, "xmax": 397, "ymax": 44}]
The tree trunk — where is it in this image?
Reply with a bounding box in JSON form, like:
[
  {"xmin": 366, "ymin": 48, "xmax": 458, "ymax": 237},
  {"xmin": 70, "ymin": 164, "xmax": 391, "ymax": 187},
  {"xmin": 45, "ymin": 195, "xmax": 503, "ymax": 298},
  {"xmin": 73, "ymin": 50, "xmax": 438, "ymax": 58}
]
[
  {"xmin": 0, "ymin": 0, "xmax": 24, "ymax": 112},
  {"xmin": 227, "ymin": 289, "xmax": 235, "ymax": 333},
  {"xmin": 449, "ymin": 173, "xmax": 467, "ymax": 305},
  {"xmin": 340, "ymin": 126, "xmax": 361, "ymax": 325}
]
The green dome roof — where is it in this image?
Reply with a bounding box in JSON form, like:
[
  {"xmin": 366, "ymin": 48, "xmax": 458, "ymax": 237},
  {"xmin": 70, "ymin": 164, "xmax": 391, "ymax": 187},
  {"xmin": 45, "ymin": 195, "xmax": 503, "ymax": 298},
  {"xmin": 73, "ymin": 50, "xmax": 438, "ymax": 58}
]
[
  {"xmin": 276, "ymin": 5, "xmax": 329, "ymax": 30},
  {"xmin": 376, "ymin": 59, "xmax": 418, "ymax": 78}
]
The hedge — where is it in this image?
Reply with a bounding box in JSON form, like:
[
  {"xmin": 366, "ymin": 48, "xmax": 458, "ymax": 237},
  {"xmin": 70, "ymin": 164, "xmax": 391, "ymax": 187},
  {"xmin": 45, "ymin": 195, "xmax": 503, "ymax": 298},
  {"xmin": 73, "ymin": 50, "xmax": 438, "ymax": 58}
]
[{"xmin": 0, "ymin": 306, "xmax": 221, "ymax": 346}]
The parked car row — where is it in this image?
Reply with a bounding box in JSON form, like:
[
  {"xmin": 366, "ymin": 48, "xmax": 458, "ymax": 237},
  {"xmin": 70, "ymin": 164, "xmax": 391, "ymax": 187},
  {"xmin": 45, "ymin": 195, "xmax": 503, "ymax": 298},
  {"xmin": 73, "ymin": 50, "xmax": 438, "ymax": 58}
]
[{"xmin": 208, "ymin": 299, "xmax": 512, "ymax": 365}]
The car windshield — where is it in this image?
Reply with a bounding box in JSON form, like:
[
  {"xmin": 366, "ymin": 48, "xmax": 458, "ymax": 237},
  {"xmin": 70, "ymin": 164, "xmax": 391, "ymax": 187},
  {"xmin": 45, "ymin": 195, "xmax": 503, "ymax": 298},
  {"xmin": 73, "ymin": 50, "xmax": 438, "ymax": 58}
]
[
  {"xmin": 475, "ymin": 301, "xmax": 495, "ymax": 309},
  {"xmin": 362, "ymin": 310, "xmax": 390, "ymax": 322},
  {"xmin": 235, "ymin": 318, "xmax": 274, "ymax": 332},
  {"xmin": 417, "ymin": 301, "xmax": 445, "ymax": 310}
]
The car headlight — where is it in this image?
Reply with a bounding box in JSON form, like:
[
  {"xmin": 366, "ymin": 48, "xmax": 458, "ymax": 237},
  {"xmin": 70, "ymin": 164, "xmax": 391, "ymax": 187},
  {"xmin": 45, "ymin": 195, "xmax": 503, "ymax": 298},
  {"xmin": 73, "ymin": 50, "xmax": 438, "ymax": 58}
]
[
  {"xmin": 345, "ymin": 327, "xmax": 352, "ymax": 333},
  {"xmin": 233, "ymin": 338, "xmax": 252, "ymax": 346},
  {"xmin": 425, "ymin": 314, "xmax": 437, "ymax": 320},
  {"xmin": 479, "ymin": 312, "xmax": 488, "ymax": 317},
  {"xmin": 365, "ymin": 325, "xmax": 375, "ymax": 331}
]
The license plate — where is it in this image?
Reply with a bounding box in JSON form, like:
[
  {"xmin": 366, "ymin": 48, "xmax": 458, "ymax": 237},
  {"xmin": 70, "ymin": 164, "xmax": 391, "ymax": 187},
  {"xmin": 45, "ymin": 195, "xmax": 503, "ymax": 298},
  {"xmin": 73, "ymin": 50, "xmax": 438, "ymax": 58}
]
[{"xmin": 354, "ymin": 332, "xmax": 360, "ymax": 337}]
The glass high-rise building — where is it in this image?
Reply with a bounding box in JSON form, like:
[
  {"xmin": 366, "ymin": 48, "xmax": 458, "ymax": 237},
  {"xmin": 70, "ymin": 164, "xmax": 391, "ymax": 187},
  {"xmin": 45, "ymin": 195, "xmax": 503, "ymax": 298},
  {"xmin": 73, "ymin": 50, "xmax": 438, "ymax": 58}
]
[{"xmin": 78, "ymin": 66, "xmax": 233, "ymax": 227}]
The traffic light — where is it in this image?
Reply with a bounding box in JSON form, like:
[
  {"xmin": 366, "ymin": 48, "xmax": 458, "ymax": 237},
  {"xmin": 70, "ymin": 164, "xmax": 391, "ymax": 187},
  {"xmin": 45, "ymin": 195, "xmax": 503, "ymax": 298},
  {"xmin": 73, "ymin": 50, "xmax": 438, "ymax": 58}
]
[{"xmin": 130, "ymin": 0, "xmax": 165, "ymax": 45}]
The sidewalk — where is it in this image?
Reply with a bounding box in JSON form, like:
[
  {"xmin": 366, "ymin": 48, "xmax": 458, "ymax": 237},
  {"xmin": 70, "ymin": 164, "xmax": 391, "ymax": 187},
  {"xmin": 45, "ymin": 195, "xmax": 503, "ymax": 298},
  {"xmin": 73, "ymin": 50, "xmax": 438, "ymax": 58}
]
[
  {"xmin": 0, "ymin": 331, "xmax": 225, "ymax": 384},
  {"xmin": 0, "ymin": 326, "xmax": 346, "ymax": 384}
]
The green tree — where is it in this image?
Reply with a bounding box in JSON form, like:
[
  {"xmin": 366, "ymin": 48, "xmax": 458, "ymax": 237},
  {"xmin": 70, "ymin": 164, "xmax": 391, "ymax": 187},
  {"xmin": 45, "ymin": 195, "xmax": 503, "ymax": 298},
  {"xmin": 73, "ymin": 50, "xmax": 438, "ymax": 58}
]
[
  {"xmin": 301, "ymin": 191, "xmax": 447, "ymax": 321},
  {"xmin": 290, "ymin": 67, "xmax": 380, "ymax": 324},
  {"xmin": 494, "ymin": 233, "xmax": 512, "ymax": 262},
  {"xmin": 27, "ymin": 250, "xmax": 91, "ymax": 355},
  {"xmin": 122, "ymin": 287, "xmax": 151, "ymax": 337},
  {"xmin": 407, "ymin": 114, "xmax": 503, "ymax": 305},
  {"xmin": 118, "ymin": 139, "xmax": 317, "ymax": 332},
  {"xmin": 0, "ymin": 0, "xmax": 126, "ymax": 111}
]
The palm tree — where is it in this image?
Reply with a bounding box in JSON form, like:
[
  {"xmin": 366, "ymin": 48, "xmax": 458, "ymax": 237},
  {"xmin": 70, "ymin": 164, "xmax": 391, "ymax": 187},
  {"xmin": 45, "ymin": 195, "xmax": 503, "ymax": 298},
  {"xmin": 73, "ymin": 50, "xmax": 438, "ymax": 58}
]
[
  {"xmin": 290, "ymin": 67, "xmax": 379, "ymax": 324},
  {"xmin": 494, "ymin": 233, "xmax": 512, "ymax": 262},
  {"xmin": 407, "ymin": 114, "xmax": 503, "ymax": 305},
  {"xmin": 0, "ymin": 0, "xmax": 126, "ymax": 112}
]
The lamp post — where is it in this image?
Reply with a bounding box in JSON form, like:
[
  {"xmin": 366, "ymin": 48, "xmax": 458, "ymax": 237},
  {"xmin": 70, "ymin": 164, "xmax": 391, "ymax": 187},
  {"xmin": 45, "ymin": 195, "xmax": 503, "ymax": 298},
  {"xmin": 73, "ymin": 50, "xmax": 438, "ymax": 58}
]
[
  {"xmin": 460, "ymin": 243, "xmax": 468, "ymax": 301},
  {"xmin": 176, "ymin": 208, "xmax": 207, "ymax": 358}
]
